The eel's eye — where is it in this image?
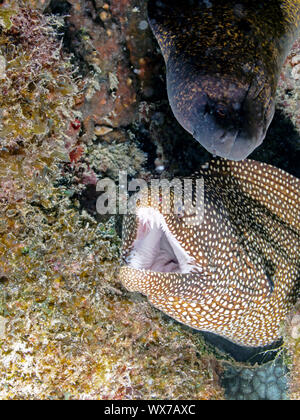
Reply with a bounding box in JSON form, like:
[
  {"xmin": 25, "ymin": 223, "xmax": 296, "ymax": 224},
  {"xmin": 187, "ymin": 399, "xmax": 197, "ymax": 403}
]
[{"xmin": 215, "ymin": 104, "xmax": 227, "ymax": 118}]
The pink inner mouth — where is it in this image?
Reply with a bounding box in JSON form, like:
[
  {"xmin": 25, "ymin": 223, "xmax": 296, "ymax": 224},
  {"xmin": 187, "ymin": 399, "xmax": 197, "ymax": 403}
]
[{"xmin": 126, "ymin": 208, "xmax": 195, "ymax": 274}]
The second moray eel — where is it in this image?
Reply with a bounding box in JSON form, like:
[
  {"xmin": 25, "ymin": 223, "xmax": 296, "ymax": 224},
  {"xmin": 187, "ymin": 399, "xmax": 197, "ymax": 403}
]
[{"xmin": 147, "ymin": 0, "xmax": 300, "ymax": 160}]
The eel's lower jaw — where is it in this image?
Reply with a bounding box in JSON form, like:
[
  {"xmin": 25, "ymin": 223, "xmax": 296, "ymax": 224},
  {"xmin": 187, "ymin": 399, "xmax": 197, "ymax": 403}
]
[
  {"xmin": 125, "ymin": 207, "xmax": 196, "ymax": 274},
  {"xmin": 195, "ymin": 122, "xmax": 266, "ymax": 161},
  {"xmin": 220, "ymin": 131, "xmax": 264, "ymax": 161},
  {"xmin": 226, "ymin": 102, "xmax": 276, "ymax": 161}
]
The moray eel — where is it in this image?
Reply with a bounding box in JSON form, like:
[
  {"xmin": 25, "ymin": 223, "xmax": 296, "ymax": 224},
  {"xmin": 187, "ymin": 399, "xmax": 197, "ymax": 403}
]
[
  {"xmin": 119, "ymin": 159, "xmax": 300, "ymax": 349},
  {"xmin": 147, "ymin": 0, "xmax": 300, "ymax": 160}
]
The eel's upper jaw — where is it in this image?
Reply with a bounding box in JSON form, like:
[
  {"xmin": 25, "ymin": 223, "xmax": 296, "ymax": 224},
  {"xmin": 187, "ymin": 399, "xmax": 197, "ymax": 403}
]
[{"xmin": 123, "ymin": 207, "xmax": 196, "ymax": 274}]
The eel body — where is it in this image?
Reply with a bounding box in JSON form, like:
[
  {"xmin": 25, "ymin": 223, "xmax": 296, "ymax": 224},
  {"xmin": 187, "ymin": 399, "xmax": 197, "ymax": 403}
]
[
  {"xmin": 119, "ymin": 159, "xmax": 300, "ymax": 348},
  {"xmin": 147, "ymin": 0, "xmax": 300, "ymax": 160}
]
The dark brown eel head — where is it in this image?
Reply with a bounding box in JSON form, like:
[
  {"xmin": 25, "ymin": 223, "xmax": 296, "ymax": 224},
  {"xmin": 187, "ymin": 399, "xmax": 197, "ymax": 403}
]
[{"xmin": 148, "ymin": 0, "xmax": 300, "ymax": 160}]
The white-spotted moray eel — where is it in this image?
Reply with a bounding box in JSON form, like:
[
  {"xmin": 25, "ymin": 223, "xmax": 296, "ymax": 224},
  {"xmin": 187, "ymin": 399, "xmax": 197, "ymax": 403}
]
[{"xmin": 120, "ymin": 159, "xmax": 299, "ymax": 349}]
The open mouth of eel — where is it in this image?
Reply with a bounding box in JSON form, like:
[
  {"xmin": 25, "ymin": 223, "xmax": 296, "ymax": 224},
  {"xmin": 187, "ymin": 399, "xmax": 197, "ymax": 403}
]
[{"xmin": 124, "ymin": 207, "xmax": 196, "ymax": 274}]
